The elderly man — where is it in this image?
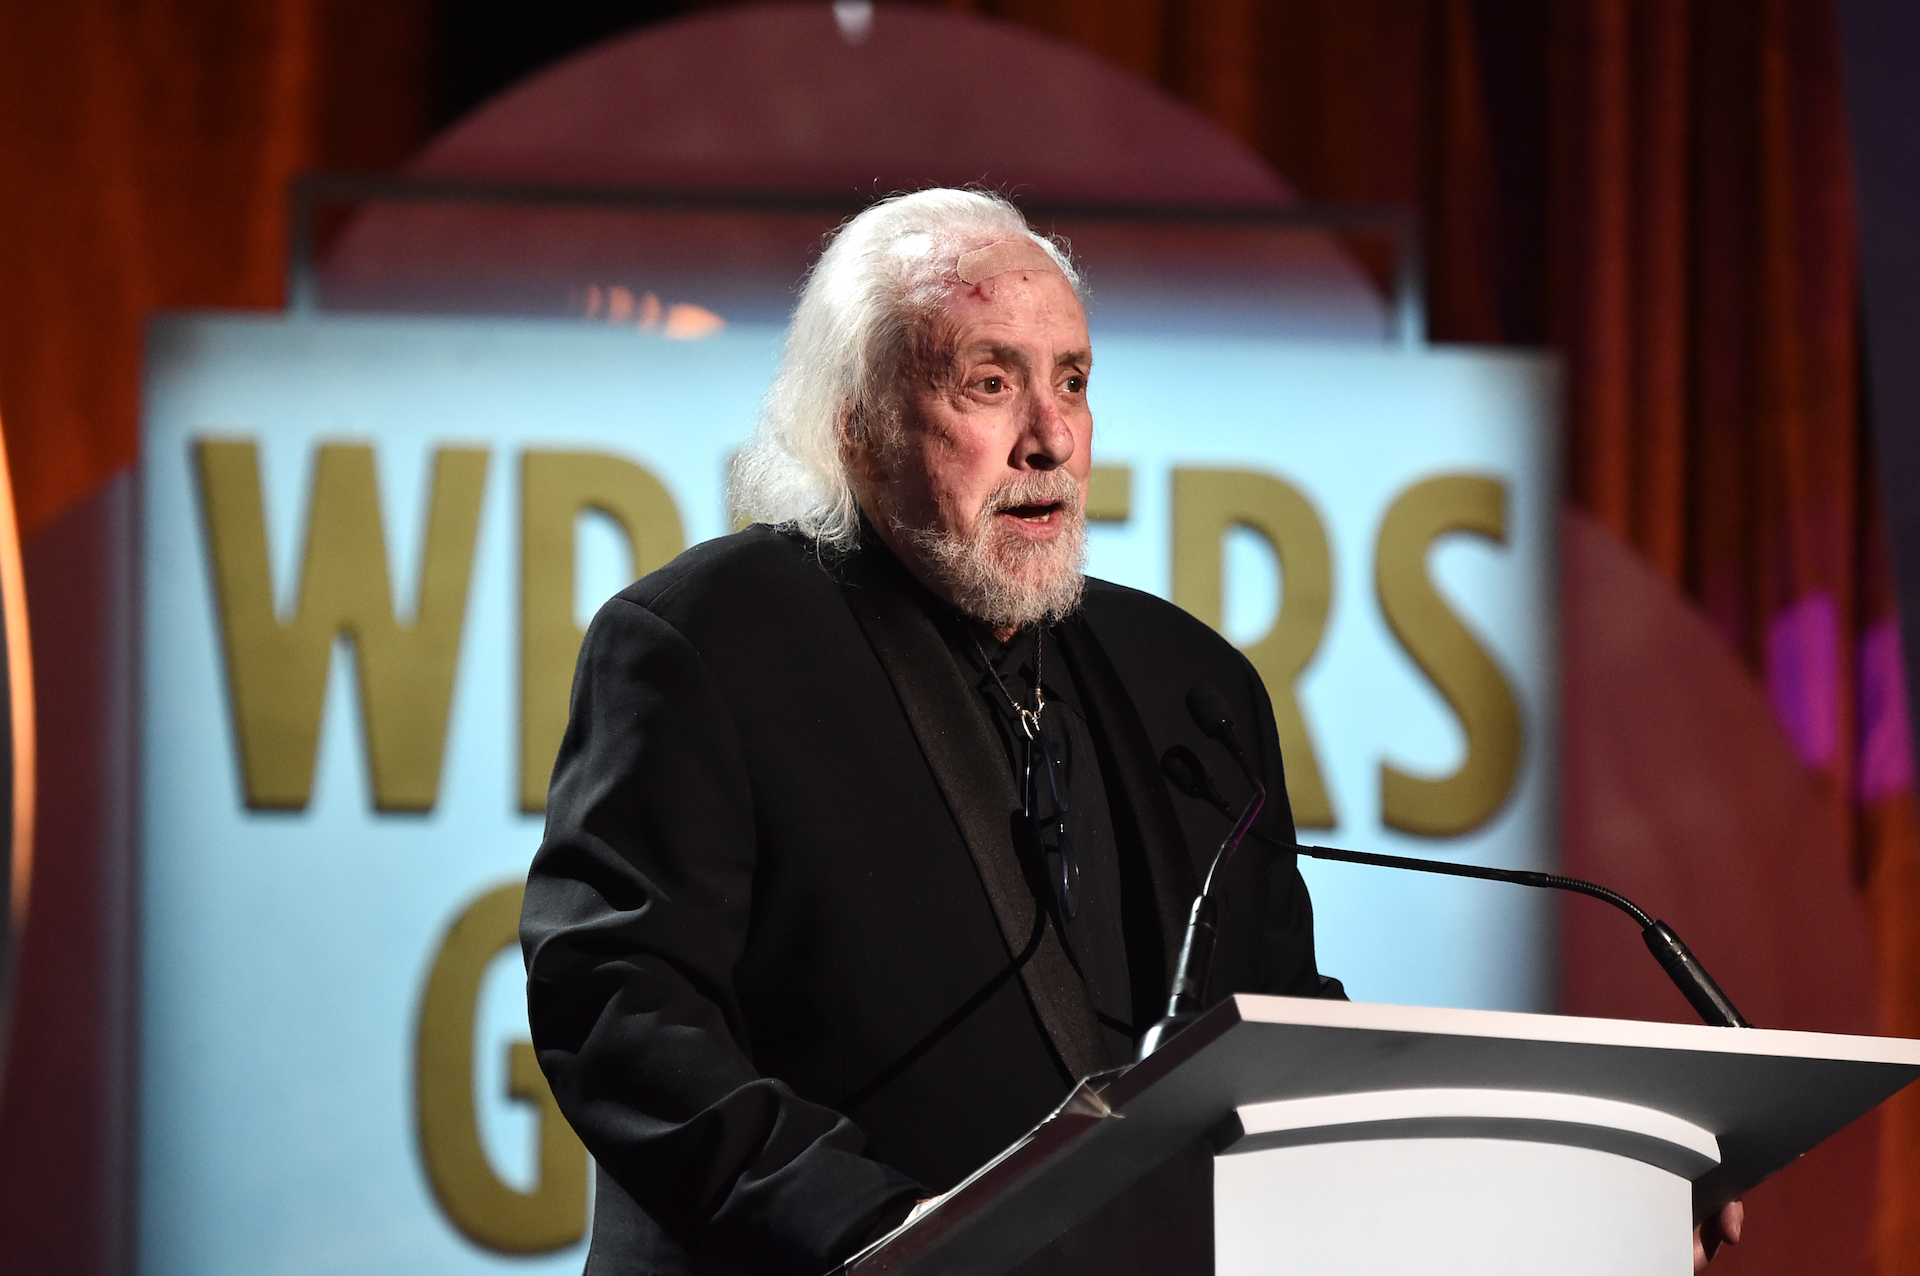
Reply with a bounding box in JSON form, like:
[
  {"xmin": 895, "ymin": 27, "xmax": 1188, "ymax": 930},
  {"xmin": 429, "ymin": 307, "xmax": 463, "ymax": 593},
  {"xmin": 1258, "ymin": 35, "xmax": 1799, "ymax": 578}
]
[
  {"xmin": 522, "ymin": 188, "xmax": 1331, "ymax": 1273},
  {"xmin": 521, "ymin": 188, "xmax": 1738, "ymax": 1275}
]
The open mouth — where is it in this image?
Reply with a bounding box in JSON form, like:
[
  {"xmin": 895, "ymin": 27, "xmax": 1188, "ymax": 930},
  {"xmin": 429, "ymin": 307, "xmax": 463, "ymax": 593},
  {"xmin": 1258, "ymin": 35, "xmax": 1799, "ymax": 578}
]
[{"xmin": 999, "ymin": 501, "xmax": 1063, "ymax": 524}]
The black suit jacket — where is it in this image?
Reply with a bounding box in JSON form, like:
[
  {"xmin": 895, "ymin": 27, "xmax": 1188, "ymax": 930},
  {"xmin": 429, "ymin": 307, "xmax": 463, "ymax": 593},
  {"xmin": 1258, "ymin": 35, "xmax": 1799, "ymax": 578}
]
[{"xmin": 521, "ymin": 526, "xmax": 1338, "ymax": 1275}]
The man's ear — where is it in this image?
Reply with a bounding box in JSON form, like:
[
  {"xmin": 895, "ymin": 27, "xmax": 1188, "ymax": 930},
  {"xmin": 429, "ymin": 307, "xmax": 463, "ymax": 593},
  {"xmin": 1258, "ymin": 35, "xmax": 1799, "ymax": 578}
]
[{"xmin": 839, "ymin": 403, "xmax": 886, "ymax": 485}]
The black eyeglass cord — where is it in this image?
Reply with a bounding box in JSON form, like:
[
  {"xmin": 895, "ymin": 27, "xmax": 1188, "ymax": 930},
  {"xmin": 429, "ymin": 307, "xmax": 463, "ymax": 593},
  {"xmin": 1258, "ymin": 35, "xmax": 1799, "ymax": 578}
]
[
  {"xmin": 972, "ymin": 627, "xmax": 1045, "ymax": 739},
  {"xmin": 972, "ymin": 628, "xmax": 1079, "ymax": 919}
]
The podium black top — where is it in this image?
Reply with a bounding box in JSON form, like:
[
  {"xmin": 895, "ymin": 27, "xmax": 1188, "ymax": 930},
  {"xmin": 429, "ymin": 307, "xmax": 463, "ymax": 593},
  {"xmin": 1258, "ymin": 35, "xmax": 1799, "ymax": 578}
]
[{"xmin": 849, "ymin": 995, "xmax": 1920, "ymax": 1276}]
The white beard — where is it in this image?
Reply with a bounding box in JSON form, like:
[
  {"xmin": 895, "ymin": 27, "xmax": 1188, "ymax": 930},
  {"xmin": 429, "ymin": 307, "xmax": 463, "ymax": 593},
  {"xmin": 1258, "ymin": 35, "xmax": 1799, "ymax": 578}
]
[{"xmin": 898, "ymin": 470, "xmax": 1087, "ymax": 630}]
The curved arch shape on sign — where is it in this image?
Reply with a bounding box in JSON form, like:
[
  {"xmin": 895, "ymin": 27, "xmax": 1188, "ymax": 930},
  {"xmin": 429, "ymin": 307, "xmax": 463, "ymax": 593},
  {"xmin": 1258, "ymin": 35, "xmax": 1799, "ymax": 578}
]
[{"xmin": 317, "ymin": 2, "xmax": 1391, "ymax": 339}]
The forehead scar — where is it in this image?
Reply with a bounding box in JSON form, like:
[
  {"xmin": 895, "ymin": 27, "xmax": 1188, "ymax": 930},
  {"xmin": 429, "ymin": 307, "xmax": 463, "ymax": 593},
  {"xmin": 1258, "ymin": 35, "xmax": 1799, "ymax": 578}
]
[{"xmin": 956, "ymin": 238, "xmax": 1063, "ymax": 284}]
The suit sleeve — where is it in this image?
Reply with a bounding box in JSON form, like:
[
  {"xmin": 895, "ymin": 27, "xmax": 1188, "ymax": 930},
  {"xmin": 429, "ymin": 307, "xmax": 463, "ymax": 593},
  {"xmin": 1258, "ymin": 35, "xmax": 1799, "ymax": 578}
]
[
  {"xmin": 1234, "ymin": 648, "xmax": 1348, "ymax": 1001},
  {"xmin": 521, "ymin": 597, "xmax": 923, "ymax": 1273}
]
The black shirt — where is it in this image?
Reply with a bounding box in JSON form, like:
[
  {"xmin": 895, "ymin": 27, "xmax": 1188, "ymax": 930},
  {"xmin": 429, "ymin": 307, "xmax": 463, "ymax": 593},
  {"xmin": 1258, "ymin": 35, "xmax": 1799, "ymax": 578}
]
[{"xmin": 938, "ymin": 615, "xmax": 1171, "ymax": 1065}]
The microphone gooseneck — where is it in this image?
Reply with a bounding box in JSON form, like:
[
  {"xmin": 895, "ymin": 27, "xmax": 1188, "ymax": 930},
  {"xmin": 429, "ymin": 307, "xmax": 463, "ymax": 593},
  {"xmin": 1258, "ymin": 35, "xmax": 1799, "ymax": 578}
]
[
  {"xmin": 1285, "ymin": 843, "xmax": 1751, "ymax": 1030},
  {"xmin": 1137, "ymin": 685, "xmax": 1267, "ymax": 1060},
  {"xmin": 1139, "ymin": 687, "xmax": 1752, "ymax": 1062}
]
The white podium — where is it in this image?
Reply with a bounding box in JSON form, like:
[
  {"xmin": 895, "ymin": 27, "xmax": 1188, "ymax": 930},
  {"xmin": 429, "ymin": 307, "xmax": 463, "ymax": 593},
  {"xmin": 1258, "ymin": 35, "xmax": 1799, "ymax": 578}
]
[{"xmin": 846, "ymin": 995, "xmax": 1920, "ymax": 1275}]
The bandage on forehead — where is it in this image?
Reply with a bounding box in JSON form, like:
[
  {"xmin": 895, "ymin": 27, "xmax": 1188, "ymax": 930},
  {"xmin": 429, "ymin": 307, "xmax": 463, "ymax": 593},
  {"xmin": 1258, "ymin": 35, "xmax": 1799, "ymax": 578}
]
[{"xmin": 955, "ymin": 238, "xmax": 1063, "ymax": 284}]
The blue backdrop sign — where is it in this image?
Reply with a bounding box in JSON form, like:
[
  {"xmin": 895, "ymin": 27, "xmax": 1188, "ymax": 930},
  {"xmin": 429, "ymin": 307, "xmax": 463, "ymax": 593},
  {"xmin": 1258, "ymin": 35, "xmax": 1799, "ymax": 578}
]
[{"xmin": 140, "ymin": 315, "xmax": 1556, "ymax": 1273}]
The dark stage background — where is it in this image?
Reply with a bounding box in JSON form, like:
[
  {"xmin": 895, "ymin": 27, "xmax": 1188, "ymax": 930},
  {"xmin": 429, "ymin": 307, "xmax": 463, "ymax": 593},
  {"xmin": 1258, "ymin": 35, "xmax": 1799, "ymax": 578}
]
[{"xmin": 0, "ymin": 2, "xmax": 1909, "ymax": 1274}]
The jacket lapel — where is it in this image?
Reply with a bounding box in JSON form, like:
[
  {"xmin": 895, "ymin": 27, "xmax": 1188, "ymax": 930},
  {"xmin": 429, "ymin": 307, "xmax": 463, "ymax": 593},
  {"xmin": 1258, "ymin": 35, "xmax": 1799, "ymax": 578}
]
[
  {"xmin": 835, "ymin": 547, "xmax": 1109, "ymax": 1081},
  {"xmin": 1053, "ymin": 618, "xmax": 1200, "ymax": 983}
]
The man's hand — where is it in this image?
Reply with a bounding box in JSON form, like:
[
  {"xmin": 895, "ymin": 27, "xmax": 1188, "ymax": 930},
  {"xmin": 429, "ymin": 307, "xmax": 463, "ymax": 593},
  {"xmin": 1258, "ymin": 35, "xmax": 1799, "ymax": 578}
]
[{"xmin": 1694, "ymin": 1200, "xmax": 1744, "ymax": 1270}]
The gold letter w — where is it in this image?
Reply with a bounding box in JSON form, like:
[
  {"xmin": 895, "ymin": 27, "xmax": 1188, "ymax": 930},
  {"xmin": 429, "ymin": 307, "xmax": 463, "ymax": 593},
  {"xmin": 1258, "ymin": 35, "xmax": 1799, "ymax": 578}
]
[{"xmin": 194, "ymin": 439, "xmax": 488, "ymax": 812}]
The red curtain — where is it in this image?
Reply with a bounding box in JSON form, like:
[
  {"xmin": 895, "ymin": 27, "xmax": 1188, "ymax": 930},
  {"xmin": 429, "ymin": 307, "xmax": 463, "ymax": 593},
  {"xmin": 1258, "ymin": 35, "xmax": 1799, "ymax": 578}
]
[
  {"xmin": 0, "ymin": 1, "xmax": 435, "ymax": 544},
  {"xmin": 0, "ymin": 4, "xmax": 434, "ymax": 1270}
]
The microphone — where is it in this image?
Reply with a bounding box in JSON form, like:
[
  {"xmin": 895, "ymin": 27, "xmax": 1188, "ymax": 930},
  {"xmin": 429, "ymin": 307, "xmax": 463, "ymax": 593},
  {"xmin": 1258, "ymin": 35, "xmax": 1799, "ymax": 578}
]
[
  {"xmin": 1138, "ymin": 686, "xmax": 1751, "ymax": 1061},
  {"xmin": 1290, "ymin": 841, "xmax": 1750, "ymax": 1030},
  {"xmin": 1136, "ymin": 687, "xmax": 1269, "ymax": 1060},
  {"xmin": 1187, "ymin": 683, "xmax": 1249, "ymax": 768}
]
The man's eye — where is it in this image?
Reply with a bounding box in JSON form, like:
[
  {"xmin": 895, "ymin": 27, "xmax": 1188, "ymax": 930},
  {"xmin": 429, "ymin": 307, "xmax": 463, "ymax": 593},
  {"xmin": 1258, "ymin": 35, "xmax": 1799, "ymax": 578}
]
[
  {"xmin": 979, "ymin": 376, "xmax": 1005, "ymax": 394},
  {"xmin": 1064, "ymin": 376, "xmax": 1085, "ymax": 393}
]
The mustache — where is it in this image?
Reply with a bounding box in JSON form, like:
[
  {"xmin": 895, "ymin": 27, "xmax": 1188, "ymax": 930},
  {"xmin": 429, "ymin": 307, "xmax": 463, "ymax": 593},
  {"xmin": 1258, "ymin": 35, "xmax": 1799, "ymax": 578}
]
[{"xmin": 980, "ymin": 470, "xmax": 1083, "ymax": 518}]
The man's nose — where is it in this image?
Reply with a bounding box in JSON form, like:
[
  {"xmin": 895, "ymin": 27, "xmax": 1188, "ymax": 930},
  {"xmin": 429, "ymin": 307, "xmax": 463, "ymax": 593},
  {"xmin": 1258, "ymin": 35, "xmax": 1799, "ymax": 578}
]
[{"xmin": 1018, "ymin": 389, "xmax": 1077, "ymax": 470}]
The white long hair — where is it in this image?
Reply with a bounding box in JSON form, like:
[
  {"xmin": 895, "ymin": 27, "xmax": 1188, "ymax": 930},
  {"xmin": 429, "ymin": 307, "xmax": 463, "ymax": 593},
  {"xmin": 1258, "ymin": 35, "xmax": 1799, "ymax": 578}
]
[{"xmin": 728, "ymin": 188, "xmax": 1084, "ymax": 548}]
